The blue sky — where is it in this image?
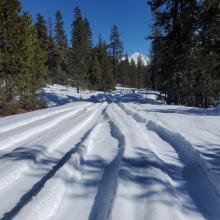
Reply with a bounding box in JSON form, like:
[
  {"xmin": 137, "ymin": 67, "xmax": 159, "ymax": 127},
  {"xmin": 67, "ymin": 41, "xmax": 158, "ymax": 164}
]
[{"xmin": 20, "ymin": 0, "xmax": 152, "ymax": 56}]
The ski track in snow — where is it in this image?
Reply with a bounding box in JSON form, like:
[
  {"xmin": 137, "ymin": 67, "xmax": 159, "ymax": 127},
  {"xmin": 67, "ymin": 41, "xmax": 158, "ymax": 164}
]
[
  {"xmin": 0, "ymin": 86, "xmax": 220, "ymax": 220},
  {"xmin": 0, "ymin": 104, "xmax": 100, "ymax": 191},
  {"xmin": 0, "ymin": 103, "xmax": 106, "ymax": 219},
  {"xmin": 0, "ymin": 104, "xmax": 92, "ymax": 151},
  {"xmin": 118, "ymin": 102, "xmax": 220, "ymax": 220},
  {"xmin": 0, "ymin": 103, "xmax": 90, "ymax": 134}
]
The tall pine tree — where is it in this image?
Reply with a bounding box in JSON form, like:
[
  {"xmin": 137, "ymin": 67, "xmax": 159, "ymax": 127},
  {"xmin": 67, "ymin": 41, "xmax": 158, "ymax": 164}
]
[
  {"xmin": 109, "ymin": 25, "xmax": 124, "ymax": 82},
  {"xmin": 70, "ymin": 6, "xmax": 93, "ymax": 92},
  {"xmin": 0, "ymin": 0, "xmax": 22, "ymax": 101},
  {"xmin": 35, "ymin": 14, "xmax": 49, "ymax": 50},
  {"xmin": 53, "ymin": 10, "xmax": 68, "ymax": 84}
]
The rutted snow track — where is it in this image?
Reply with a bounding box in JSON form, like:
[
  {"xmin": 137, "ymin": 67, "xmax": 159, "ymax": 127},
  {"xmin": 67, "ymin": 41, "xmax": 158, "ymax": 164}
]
[{"xmin": 0, "ymin": 87, "xmax": 220, "ymax": 220}]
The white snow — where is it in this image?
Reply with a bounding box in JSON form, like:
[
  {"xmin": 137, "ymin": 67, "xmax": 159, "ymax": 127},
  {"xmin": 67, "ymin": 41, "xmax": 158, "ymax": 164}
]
[
  {"xmin": 122, "ymin": 52, "xmax": 150, "ymax": 66},
  {"xmin": 0, "ymin": 85, "xmax": 220, "ymax": 220}
]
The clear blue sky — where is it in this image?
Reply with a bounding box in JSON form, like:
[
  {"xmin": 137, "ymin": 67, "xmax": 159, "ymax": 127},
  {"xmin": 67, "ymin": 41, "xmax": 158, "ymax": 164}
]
[{"xmin": 20, "ymin": 0, "xmax": 152, "ymax": 56}]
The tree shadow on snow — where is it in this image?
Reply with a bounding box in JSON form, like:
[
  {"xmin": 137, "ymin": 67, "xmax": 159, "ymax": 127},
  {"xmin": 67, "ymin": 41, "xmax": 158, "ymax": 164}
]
[
  {"xmin": 2, "ymin": 142, "xmax": 220, "ymax": 220},
  {"xmin": 144, "ymin": 107, "xmax": 220, "ymax": 116},
  {"xmin": 118, "ymin": 147, "xmax": 220, "ymax": 220},
  {"xmin": 43, "ymin": 91, "xmax": 165, "ymax": 106}
]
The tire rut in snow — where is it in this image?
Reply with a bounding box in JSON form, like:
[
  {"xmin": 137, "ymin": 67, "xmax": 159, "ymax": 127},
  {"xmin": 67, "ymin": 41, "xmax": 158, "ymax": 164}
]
[
  {"xmin": 117, "ymin": 103, "xmax": 146, "ymax": 123},
  {"xmin": 117, "ymin": 103, "xmax": 220, "ymax": 219},
  {"xmin": 0, "ymin": 103, "xmax": 90, "ymax": 134},
  {"xmin": 0, "ymin": 105, "xmax": 91, "ymax": 151},
  {"xmin": 88, "ymin": 120, "xmax": 125, "ymax": 220},
  {"xmin": 0, "ymin": 105, "xmax": 102, "ymax": 195},
  {"xmin": 146, "ymin": 120, "xmax": 220, "ymax": 219},
  {"xmin": 0, "ymin": 125, "xmax": 97, "ymax": 220}
]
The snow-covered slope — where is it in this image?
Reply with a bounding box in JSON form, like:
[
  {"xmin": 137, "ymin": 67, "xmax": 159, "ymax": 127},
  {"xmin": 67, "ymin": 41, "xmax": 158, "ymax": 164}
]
[
  {"xmin": 0, "ymin": 85, "xmax": 220, "ymax": 220},
  {"xmin": 128, "ymin": 52, "xmax": 150, "ymax": 66}
]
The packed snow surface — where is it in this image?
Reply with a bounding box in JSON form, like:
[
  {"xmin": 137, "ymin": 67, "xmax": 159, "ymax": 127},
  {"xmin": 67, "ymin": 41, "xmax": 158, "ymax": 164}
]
[{"xmin": 0, "ymin": 84, "xmax": 220, "ymax": 220}]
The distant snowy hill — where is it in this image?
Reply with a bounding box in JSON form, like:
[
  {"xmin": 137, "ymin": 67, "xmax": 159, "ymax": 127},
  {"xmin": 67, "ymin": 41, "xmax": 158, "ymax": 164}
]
[{"xmin": 122, "ymin": 52, "xmax": 150, "ymax": 66}]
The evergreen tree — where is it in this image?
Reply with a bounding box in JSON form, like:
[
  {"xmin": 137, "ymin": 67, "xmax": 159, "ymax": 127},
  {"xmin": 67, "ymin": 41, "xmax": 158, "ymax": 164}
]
[
  {"xmin": 144, "ymin": 65, "xmax": 152, "ymax": 90},
  {"xmin": 148, "ymin": 23, "xmax": 164, "ymax": 90},
  {"xmin": 32, "ymin": 24, "xmax": 47, "ymax": 96},
  {"xmin": 148, "ymin": 0, "xmax": 198, "ymax": 105},
  {"xmin": 18, "ymin": 13, "xmax": 47, "ymax": 108},
  {"xmin": 0, "ymin": 0, "xmax": 22, "ymax": 101},
  {"xmin": 93, "ymin": 37, "xmax": 114, "ymax": 91},
  {"xmin": 84, "ymin": 18, "xmax": 93, "ymax": 51},
  {"xmin": 88, "ymin": 56, "xmax": 101, "ymax": 90},
  {"xmin": 35, "ymin": 14, "xmax": 49, "ymax": 50},
  {"xmin": 137, "ymin": 55, "xmax": 144, "ymax": 88},
  {"xmin": 129, "ymin": 59, "xmax": 138, "ymax": 88},
  {"xmin": 70, "ymin": 6, "xmax": 93, "ymax": 92},
  {"xmin": 53, "ymin": 10, "xmax": 68, "ymax": 84},
  {"xmin": 198, "ymin": 0, "xmax": 220, "ymax": 106},
  {"xmin": 47, "ymin": 15, "xmax": 56, "ymax": 82},
  {"xmin": 0, "ymin": 1, "xmax": 47, "ymax": 111},
  {"xmin": 55, "ymin": 10, "xmax": 68, "ymax": 49},
  {"xmin": 109, "ymin": 25, "xmax": 124, "ymax": 81},
  {"xmin": 148, "ymin": 0, "xmax": 220, "ymax": 107},
  {"xmin": 119, "ymin": 54, "xmax": 130, "ymax": 86}
]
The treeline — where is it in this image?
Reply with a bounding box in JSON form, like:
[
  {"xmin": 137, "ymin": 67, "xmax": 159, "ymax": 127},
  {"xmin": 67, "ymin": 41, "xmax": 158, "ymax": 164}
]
[
  {"xmin": 0, "ymin": 0, "xmax": 150, "ymax": 114},
  {"xmin": 48, "ymin": 7, "xmax": 150, "ymax": 90},
  {"xmin": 148, "ymin": 0, "xmax": 220, "ymax": 107}
]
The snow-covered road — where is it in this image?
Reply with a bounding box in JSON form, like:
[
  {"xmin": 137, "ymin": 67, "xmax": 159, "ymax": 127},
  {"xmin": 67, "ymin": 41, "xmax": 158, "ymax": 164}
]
[{"xmin": 0, "ymin": 87, "xmax": 220, "ymax": 220}]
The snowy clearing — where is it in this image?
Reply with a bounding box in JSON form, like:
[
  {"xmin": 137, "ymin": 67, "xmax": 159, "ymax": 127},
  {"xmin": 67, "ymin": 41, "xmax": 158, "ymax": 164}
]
[{"xmin": 0, "ymin": 85, "xmax": 220, "ymax": 220}]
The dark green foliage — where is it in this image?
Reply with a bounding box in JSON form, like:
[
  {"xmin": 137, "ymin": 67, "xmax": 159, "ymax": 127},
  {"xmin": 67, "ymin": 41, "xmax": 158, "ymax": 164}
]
[
  {"xmin": 88, "ymin": 56, "xmax": 101, "ymax": 90},
  {"xmin": 52, "ymin": 10, "xmax": 68, "ymax": 84},
  {"xmin": 148, "ymin": 0, "xmax": 220, "ymax": 107},
  {"xmin": 0, "ymin": 0, "xmax": 47, "ymax": 113},
  {"xmin": 137, "ymin": 55, "xmax": 145, "ymax": 88},
  {"xmin": 109, "ymin": 25, "xmax": 124, "ymax": 81},
  {"xmin": 119, "ymin": 54, "xmax": 130, "ymax": 86},
  {"xmin": 92, "ymin": 37, "xmax": 115, "ymax": 91},
  {"xmin": 129, "ymin": 59, "xmax": 138, "ymax": 88},
  {"xmin": 47, "ymin": 16, "xmax": 56, "ymax": 82},
  {"xmin": 35, "ymin": 14, "xmax": 49, "ymax": 50},
  {"xmin": 69, "ymin": 6, "xmax": 93, "ymax": 92},
  {"xmin": 0, "ymin": 0, "xmax": 22, "ymax": 101},
  {"xmin": 55, "ymin": 11, "xmax": 68, "ymax": 49}
]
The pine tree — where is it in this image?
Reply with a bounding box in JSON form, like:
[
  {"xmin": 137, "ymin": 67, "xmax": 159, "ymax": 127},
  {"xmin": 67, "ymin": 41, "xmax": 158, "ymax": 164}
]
[
  {"xmin": 32, "ymin": 23, "xmax": 47, "ymax": 98},
  {"xmin": 129, "ymin": 59, "xmax": 138, "ymax": 88},
  {"xmin": 70, "ymin": 6, "xmax": 93, "ymax": 92},
  {"xmin": 0, "ymin": 0, "xmax": 22, "ymax": 101},
  {"xmin": 197, "ymin": 0, "xmax": 220, "ymax": 106},
  {"xmin": 55, "ymin": 11, "xmax": 68, "ymax": 49},
  {"xmin": 47, "ymin": 15, "xmax": 56, "ymax": 82},
  {"xmin": 137, "ymin": 55, "xmax": 144, "ymax": 88},
  {"xmin": 148, "ymin": 0, "xmax": 220, "ymax": 107},
  {"xmin": 119, "ymin": 54, "xmax": 130, "ymax": 86},
  {"xmin": 16, "ymin": 13, "xmax": 47, "ymax": 108},
  {"xmin": 109, "ymin": 25, "xmax": 124, "ymax": 82},
  {"xmin": 0, "ymin": 1, "xmax": 47, "ymax": 111},
  {"xmin": 148, "ymin": 23, "xmax": 164, "ymax": 90},
  {"xmin": 93, "ymin": 37, "xmax": 115, "ymax": 91},
  {"xmin": 148, "ymin": 0, "xmax": 199, "ymax": 105},
  {"xmin": 35, "ymin": 14, "xmax": 49, "ymax": 50},
  {"xmin": 84, "ymin": 18, "xmax": 93, "ymax": 51},
  {"xmin": 53, "ymin": 10, "xmax": 68, "ymax": 84},
  {"xmin": 88, "ymin": 56, "xmax": 101, "ymax": 90}
]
